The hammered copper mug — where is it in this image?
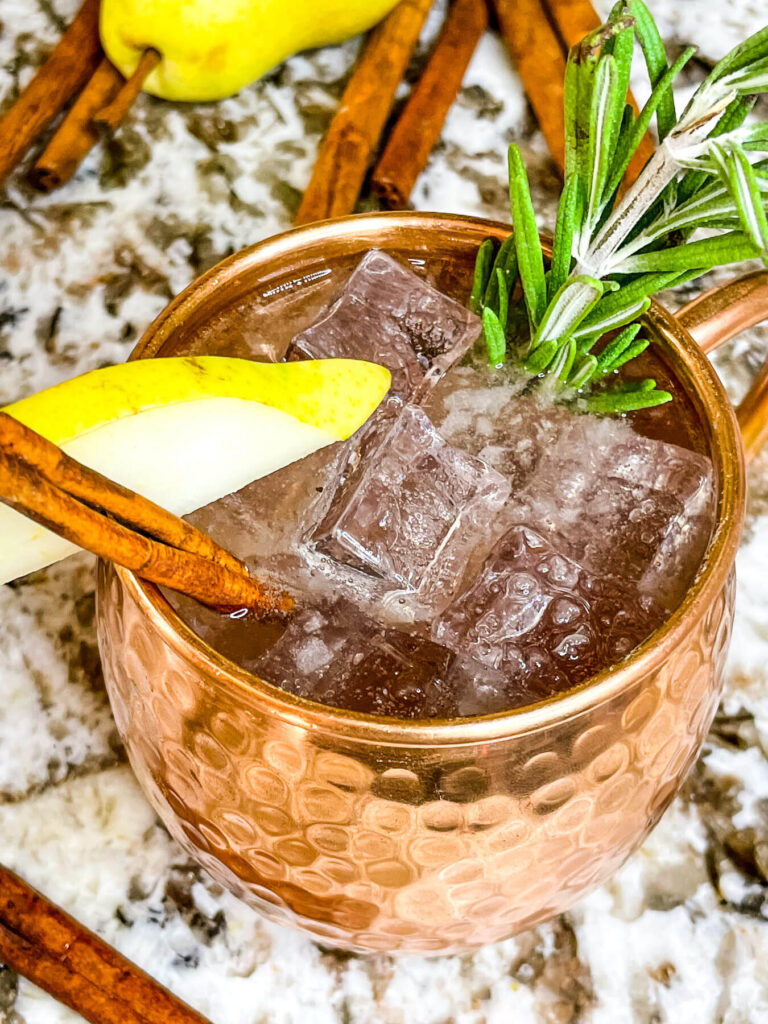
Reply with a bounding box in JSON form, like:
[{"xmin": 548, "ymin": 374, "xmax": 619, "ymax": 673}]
[{"xmin": 96, "ymin": 213, "xmax": 768, "ymax": 954}]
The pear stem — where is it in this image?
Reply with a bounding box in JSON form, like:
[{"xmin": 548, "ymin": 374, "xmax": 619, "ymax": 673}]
[{"xmin": 93, "ymin": 48, "xmax": 161, "ymax": 133}]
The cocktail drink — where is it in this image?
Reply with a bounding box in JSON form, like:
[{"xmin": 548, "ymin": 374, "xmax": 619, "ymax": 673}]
[
  {"xmin": 96, "ymin": 212, "xmax": 751, "ymax": 953},
  {"xmin": 3, "ymin": 4, "xmax": 766, "ymax": 954},
  {"xmin": 156, "ymin": 0, "xmax": 768, "ymax": 726},
  {"xmin": 169, "ymin": 247, "xmax": 716, "ymax": 720}
]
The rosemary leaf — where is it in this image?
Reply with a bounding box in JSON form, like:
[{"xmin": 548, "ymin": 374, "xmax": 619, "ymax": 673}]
[
  {"xmin": 586, "ymin": 54, "xmax": 619, "ymax": 230},
  {"xmin": 484, "ymin": 233, "xmax": 518, "ymax": 312},
  {"xmin": 594, "ymin": 322, "xmax": 642, "ymax": 374},
  {"xmin": 563, "ymin": 56, "xmax": 583, "ymax": 186},
  {"xmin": 586, "ymin": 385, "xmax": 672, "ymax": 413},
  {"xmin": 650, "ymin": 265, "xmax": 712, "ymax": 292},
  {"xmin": 743, "ymin": 124, "xmax": 768, "ymax": 151},
  {"xmin": 524, "ymin": 338, "xmax": 558, "ymax": 374},
  {"xmin": 617, "ymin": 231, "xmax": 759, "ymax": 272},
  {"xmin": 712, "ymin": 141, "xmax": 768, "ymax": 260},
  {"xmin": 723, "ymin": 55, "xmax": 768, "ymax": 92},
  {"xmin": 629, "ymin": 0, "xmax": 677, "ymax": 139},
  {"xmin": 568, "ymin": 43, "xmax": 600, "ymax": 193},
  {"xmin": 470, "ymin": 238, "xmax": 495, "ymax": 314},
  {"xmin": 496, "ymin": 268, "xmax": 510, "ymax": 329},
  {"xmin": 604, "ymin": 47, "xmax": 695, "ymax": 201},
  {"xmin": 617, "ymin": 378, "xmax": 656, "ymax": 392},
  {"xmin": 549, "ymin": 174, "xmax": 581, "ymax": 299},
  {"xmin": 533, "ymin": 276, "xmax": 604, "ymax": 348},
  {"xmin": 579, "ymin": 270, "xmax": 679, "ymax": 329},
  {"xmin": 606, "ymin": 19, "xmax": 635, "ymax": 125},
  {"xmin": 548, "ymin": 336, "xmax": 577, "ymax": 383},
  {"xmin": 602, "ymin": 336, "xmax": 649, "ymax": 373},
  {"xmin": 568, "ymin": 354, "xmax": 599, "ymax": 389},
  {"xmin": 483, "ymin": 306, "xmax": 507, "ymax": 365},
  {"xmin": 603, "ymin": 18, "xmax": 635, "ymax": 171},
  {"xmin": 573, "ymin": 350, "xmax": 602, "ymax": 385},
  {"xmin": 574, "ymin": 297, "xmax": 650, "ymax": 344},
  {"xmin": 508, "ymin": 145, "xmax": 547, "ymax": 329},
  {"xmin": 705, "ymin": 24, "xmax": 768, "ymax": 84}
]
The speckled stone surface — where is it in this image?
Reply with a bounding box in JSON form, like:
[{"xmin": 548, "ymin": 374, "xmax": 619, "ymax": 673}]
[{"xmin": 2, "ymin": 0, "xmax": 768, "ymax": 1021}]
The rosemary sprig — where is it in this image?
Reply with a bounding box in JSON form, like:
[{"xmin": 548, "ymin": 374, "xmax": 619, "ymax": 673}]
[{"xmin": 473, "ymin": 2, "xmax": 768, "ymax": 413}]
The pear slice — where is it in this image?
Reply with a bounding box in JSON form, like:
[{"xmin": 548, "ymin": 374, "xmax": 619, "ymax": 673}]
[{"xmin": 0, "ymin": 356, "xmax": 391, "ymax": 584}]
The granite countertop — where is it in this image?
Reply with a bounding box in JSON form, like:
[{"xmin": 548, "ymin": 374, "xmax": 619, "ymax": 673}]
[{"xmin": 2, "ymin": 1, "xmax": 768, "ymax": 1021}]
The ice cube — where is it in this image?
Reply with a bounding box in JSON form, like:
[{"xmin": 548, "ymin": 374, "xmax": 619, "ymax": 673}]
[
  {"xmin": 446, "ymin": 656, "xmax": 547, "ymax": 715},
  {"xmin": 253, "ymin": 602, "xmax": 457, "ymax": 719},
  {"xmin": 431, "ymin": 366, "xmax": 572, "ymax": 489},
  {"xmin": 433, "ymin": 525, "xmax": 663, "ymax": 692},
  {"xmin": 310, "ymin": 405, "xmax": 511, "ymax": 605},
  {"xmin": 187, "ymin": 446, "xmax": 342, "ymax": 562},
  {"xmin": 289, "ymin": 250, "xmax": 482, "ymax": 400},
  {"xmin": 513, "ymin": 415, "xmax": 715, "ymax": 609}
]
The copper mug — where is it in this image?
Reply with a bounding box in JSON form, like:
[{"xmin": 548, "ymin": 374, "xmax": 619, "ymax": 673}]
[{"xmin": 96, "ymin": 213, "xmax": 768, "ymax": 954}]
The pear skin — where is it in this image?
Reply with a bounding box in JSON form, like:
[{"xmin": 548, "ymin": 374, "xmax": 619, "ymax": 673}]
[
  {"xmin": 100, "ymin": 0, "xmax": 401, "ymax": 101},
  {"xmin": 4, "ymin": 356, "xmax": 392, "ymax": 443}
]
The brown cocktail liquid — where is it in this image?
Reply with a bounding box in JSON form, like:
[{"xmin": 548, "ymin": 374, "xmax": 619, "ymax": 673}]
[{"xmin": 168, "ymin": 250, "xmax": 715, "ymax": 719}]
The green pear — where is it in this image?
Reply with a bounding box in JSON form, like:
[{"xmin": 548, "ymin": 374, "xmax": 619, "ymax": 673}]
[{"xmin": 100, "ymin": 0, "xmax": 401, "ymax": 101}]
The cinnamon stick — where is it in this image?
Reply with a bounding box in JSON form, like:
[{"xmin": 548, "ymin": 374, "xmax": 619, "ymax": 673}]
[
  {"xmin": 542, "ymin": 0, "xmax": 654, "ymax": 183},
  {"xmin": 0, "ymin": 0, "xmax": 102, "ymax": 185},
  {"xmin": 29, "ymin": 58, "xmax": 125, "ymax": 192},
  {"xmin": 0, "ymin": 415, "xmax": 292, "ymax": 617},
  {"xmin": 94, "ymin": 49, "xmax": 161, "ymax": 133},
  {"xmin": 0, "ymin": 413, "xmax": 241, "ymax": 575},
  {"xmin": 295, "ymin": 0, "xmax": 435, "ymax": 226},
  {"xmin": 0, "ymin": 865, "xmax": 211, "ymax": 1024},
  {"xmin": 491, "ymin": 0, "xmax": 568, "ymax": 173},
  {"xmin": 541, "ymin": 0, "xmax": 600, "ymax": 50},
  {"xmin": 0, "ymin": 923, "xmax": 157, "ymax": 1024},
  {"xmin": 372, "ymin": 0, "xmax": 488, "ymax": 209}
]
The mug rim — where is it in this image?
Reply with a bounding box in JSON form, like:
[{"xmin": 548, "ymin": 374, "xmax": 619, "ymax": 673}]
[{"xmin": 112, "ymin": 211, "xmax": 746, "ymax": 745}]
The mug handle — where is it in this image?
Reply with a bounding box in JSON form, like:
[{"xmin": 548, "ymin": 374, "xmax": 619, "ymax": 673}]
[{"xmin": 677, "ymin": 270, "xmax": 768, "ymax": 464}]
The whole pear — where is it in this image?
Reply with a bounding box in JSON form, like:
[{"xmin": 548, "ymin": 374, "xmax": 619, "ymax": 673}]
[{"xmin": 100, "ymin": 0, "xmax": 401, "ymax": 101}]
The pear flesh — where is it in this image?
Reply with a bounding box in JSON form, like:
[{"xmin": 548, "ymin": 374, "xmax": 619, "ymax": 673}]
[
  {"xmin": 0, "ymin": 356, "xmax": 391, "ymax": 584},
  {"xmin": 100, "ymin": 0, "xmax": 401, "ymax": 102}
]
